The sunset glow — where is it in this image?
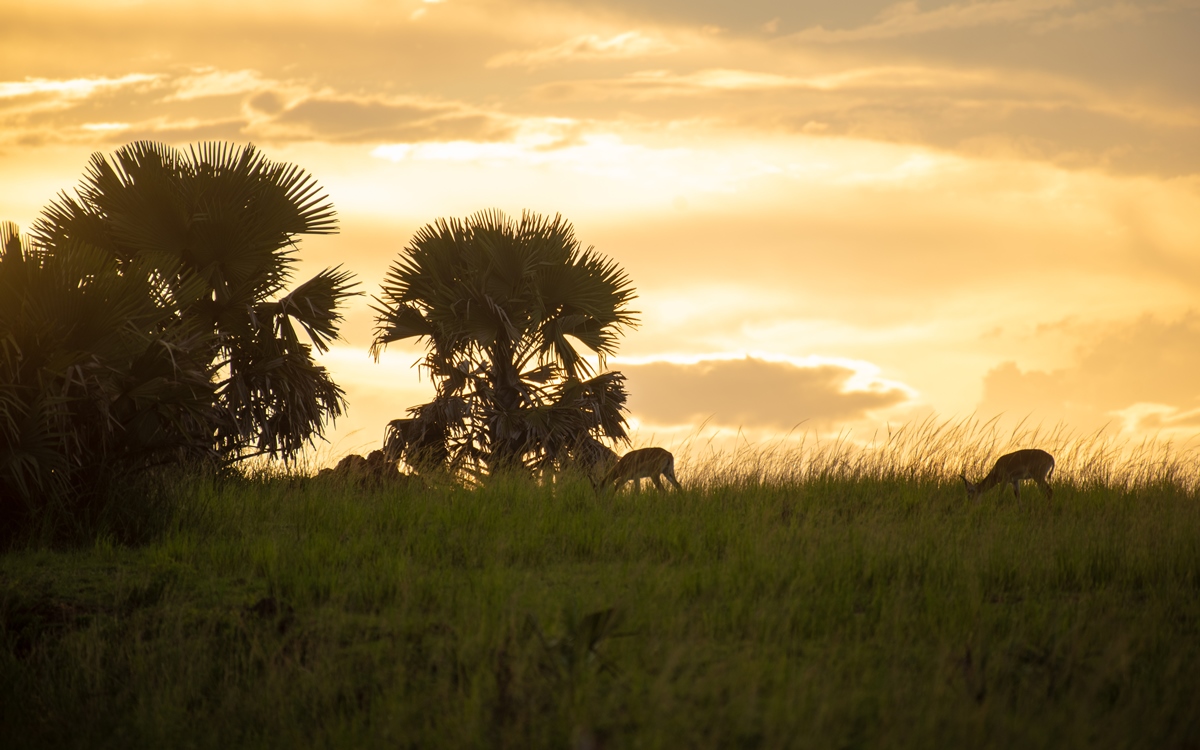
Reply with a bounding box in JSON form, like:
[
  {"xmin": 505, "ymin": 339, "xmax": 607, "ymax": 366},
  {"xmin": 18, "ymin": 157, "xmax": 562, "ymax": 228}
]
[{"xmin": 4, "ymin": 0, "xmax": 1198, "ymax": 458}]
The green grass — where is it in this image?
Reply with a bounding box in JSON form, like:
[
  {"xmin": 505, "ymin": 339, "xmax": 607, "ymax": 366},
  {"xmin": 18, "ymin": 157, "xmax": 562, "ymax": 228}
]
[{"xmin": 3, "ymin": 427, "xmax": 1200, "ymax": 748}]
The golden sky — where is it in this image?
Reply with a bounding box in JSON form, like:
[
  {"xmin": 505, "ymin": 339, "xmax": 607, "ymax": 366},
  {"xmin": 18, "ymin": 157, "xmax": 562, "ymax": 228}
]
[{"xmin": 3, "ymin": 0, "xmax": 1200, "ymax": 456}]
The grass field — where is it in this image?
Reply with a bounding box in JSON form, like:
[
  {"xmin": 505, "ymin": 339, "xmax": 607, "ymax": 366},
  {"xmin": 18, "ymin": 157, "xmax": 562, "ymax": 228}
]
[{"xmin": 3, "ymin": 422, "xmax": 1200, "ymax": 749}]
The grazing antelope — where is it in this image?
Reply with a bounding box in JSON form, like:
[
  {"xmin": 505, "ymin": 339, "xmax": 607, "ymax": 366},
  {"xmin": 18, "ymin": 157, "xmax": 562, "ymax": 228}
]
[
  {"xmin": 573, "ymin": 435, "xmax": 619, "ymax": 485},
  {"xmin": 598, "ymin": 447, "xmax": 682, "ymax": 493},
  {"xmin": 960, "ymin": 449, "xmax": 1055, "ymax": 501}
]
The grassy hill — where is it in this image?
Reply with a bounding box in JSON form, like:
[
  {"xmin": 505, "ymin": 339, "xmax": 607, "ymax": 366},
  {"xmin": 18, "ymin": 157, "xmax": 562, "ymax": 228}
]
[{"xmin": 3, "ymin": 435, "xmax": 1199, "ymax": 748}]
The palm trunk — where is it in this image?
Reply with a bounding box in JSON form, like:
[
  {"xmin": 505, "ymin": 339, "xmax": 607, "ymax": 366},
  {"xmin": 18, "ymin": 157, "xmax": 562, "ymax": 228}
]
[{"xmin": 486, "ymin": 338, "xmax": 526, "ymax": 474}]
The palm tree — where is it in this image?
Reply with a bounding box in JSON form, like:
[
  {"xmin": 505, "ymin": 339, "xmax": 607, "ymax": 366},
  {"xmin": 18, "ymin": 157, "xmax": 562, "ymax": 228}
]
[
  {"xmin": 371, "ymin": 209, "xmax": 638, "ymax": 477},
  {"xmin": 0, "ymin": 222, "xmax": 214, "ymax": 536},
  {"xmin": 30, "ymin": 141, "xmax": 358, "ymax": 460}
]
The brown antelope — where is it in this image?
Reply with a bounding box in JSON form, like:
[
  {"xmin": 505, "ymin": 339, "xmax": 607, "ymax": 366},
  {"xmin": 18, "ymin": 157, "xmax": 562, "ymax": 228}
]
[
  {"xmin": 598, "ymin": 447, "xmax": 682, "ymax": 493},
  {"xmin": 960, "ymin": 449, "xmax": 1055, "ymax": 501},
  {"xmin": 573, "ymin": 435, "xmax": 619, "ymax": 485}
]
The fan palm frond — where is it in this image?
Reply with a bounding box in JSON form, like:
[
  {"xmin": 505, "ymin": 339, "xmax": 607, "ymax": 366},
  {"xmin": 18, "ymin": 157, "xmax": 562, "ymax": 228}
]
[
  {"xmin": 371, "ymin": 210, "xmax": 636, "ymax": 478},
  {"xmin": 28, "ymin": 142, "xmax": 355, "ymax": 464}
]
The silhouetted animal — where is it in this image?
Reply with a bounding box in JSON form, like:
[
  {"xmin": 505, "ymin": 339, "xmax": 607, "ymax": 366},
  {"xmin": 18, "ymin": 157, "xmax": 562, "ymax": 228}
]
[
  {"xmin": 572, "ymin": 435, "xmax": 619, "ymax": 485},
  {"xmin": 960, "ymin": 449, "xmax": 1055, "ymax": 501},
  {"xmin": 597, "ymin": 447, "xmax": 682, "ymax": 492}
]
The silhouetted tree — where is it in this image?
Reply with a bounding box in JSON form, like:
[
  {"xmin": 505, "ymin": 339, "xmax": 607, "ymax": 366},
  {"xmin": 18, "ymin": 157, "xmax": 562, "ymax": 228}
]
[
  {"xmin": 31, "ymin": 141, "xmax": 357, "ymax": 460},
  {"xmin": 371, "ymin": 209, "xmax": 637, "ymax": 478},
  {"xmin": 0, "ymin": 222, "xmax": 214, "ymax": 537}
]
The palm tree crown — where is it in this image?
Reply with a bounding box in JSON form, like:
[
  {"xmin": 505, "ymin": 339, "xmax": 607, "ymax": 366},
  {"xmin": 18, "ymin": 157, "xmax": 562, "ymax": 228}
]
[
  {"xmin": 31, "ymin": 141, "xmax": 358, "ymax": 460},
  {"xmin": 372, "ymin": 209, "xmax": 638, "ymax": 476},
  {"xmin": 0, "ymin": 222, "xmax": 214, "ymax": 533}
]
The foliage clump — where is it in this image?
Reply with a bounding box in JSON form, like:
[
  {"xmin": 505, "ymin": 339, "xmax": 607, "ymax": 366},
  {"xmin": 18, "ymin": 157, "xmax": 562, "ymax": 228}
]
[
  {"xmin": 0, "ymin": 142, "xmax": 356, "ymax": 542},
  {"xmin": 0, "ymin": 223, "xmax": 215, "ymax": 538},
  {"xmin": 371, "ymin": 209, "xmax": 637, "ymax": 480}
]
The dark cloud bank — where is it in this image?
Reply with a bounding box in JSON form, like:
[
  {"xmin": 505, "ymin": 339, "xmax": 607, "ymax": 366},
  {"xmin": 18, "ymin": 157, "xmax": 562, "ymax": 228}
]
[{"xmin": 620, "ymin": 356, "xmax": 909, "ymax": 430}]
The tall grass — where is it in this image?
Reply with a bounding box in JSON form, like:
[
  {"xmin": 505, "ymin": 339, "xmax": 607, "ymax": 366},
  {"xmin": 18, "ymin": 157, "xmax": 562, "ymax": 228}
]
[
  {"xmin": 680, "ymin": 415, "xmax": 1200, "ymax": 492},
  {"xmin": 1, "ymin": 418, "xmax": 1198, "ymax": 749}
]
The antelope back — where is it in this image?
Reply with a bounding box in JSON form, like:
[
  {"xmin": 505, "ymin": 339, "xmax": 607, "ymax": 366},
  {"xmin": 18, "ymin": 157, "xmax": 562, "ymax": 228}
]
[
  {"xmin": 608, "ymin": 447, "xmax": 673, "ymax": 482},
  {"xmin": 991, "ymin": 449, "xmax": 1055, "ymax": 480}
]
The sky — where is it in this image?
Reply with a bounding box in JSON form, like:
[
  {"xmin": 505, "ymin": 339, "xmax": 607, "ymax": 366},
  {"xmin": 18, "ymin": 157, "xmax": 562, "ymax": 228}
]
[{"xmin": 3, "ymin": 0, "xmax": 1199, "ymax": 458}]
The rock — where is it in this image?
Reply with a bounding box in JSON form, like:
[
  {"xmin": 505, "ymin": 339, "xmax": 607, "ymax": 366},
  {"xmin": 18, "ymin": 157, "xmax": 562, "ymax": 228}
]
[{"xmin": 317, "ymin": 449, "xmax": 419, "ymax": 488}]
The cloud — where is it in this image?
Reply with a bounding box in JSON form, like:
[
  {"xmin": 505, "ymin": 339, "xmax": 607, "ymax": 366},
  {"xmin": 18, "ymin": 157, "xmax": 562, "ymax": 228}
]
[
  {"xmin": 530, "ymin": 66, "xmax": 963, "ymax": 100},
  {"xmin": 527, "ymin": 60, "xmax": 1200, "ymax": 177},
  {"xmin": 618, "ymin": 356, "xmax": 912, "ymax": 431},
  {"xmin": 0, "ymin": 68, "xmax": 516, "ymax": 148},
  {"xmin": 530, "ymin": 63, "xmax": 1190, "ymax": 124},
  {"xmin": 789, "ymin": 0, "xmax": 1074, "ymax": 43},
  {"xmin": 0, "ymin": 73, "xmax": 159, "ymax": 101},
  {"xmin": 264, "ymin": 94, "xmax": 513, "ymax": 143},
  {"xmin": 0, "ymin": 69, "xmax": 262, "ymax": 146},
  {"xmin": 780, "ymin": 95, "xmax": 1200, "ymax": 177},
  {"xmin": 1028, "ymin": 1, "xmax": 1146, "ymax": 31},
  {"xmin": 487, "ymin": 31, "xmax": 676, "ymax": 69},
  {"xmin": 527, "ymin": 61, "xmax": 1195, "ymax": 130},
  {"xmin": 246, "ymin": 90, "xmax": 286, "ymax": 115},
  {"xmin": 4, "ymin": 1, "xmax": 1197, "ymax": 180},
  {"xmin": 369, "ymin": 125, "xmax": 705, "ymax": 185},
  {"xmin": 104, "ymin": 118, "xmax": 252, "ymax": 145},
  {"xmin": 978, "ymin": 312, "xmax": 1200, "ymax": 432},
  {"xmin": 784, "ymin": 0, "xmax": 1185, "ymax": 43},
  {"xmin": 163, "ymin": 68, "xmax": 270, "ymax": 101}
]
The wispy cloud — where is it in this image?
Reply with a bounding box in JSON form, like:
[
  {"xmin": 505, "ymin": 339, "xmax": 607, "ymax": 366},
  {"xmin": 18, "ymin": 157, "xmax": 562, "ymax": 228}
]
[
  {"xmin": 163, "ymin": 68, "xmax": 271, "ymax": 101},
  {"xmin": 0, "ymin": 73, "xmax": 158, "ymax": 101},
  {"xmin": 0, "ymin": 68, "xmax": 518, "ymax": 148},
  {"xmin": 979, "ymin": 312, "xmax": 1200, "ymax": 433},
  {"xmin": 533, "ymin": 66, "xmax": 1000, "ymax": 99},
  {"xmin": 523, "ymin": 58, "xmax": 1199, "ymax": 176},
  {"xmin": 1029, "ymin": 1, "xmax": 1145, "ymax": 31},
  {"xmin": 487, "ymin": 31, "xmax": 676, "ymax": 69},
  {"xmin": 79, "ymin": 122, "xmax": 130, "ymax": 132},
  {"xmin": 788, "ymin": 0, "xmax": 1188, "ymax": 43},
  {"xmin": 789, "ymin": 0, "xmax": 1073, "ymax": 42},
  {"xmin": 261, "ymin": 93, "xmax": 512, "ymax": 143},
  {"xmin": 371, "ymin": 127, "xmax": 697, "ymax": 183}
]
